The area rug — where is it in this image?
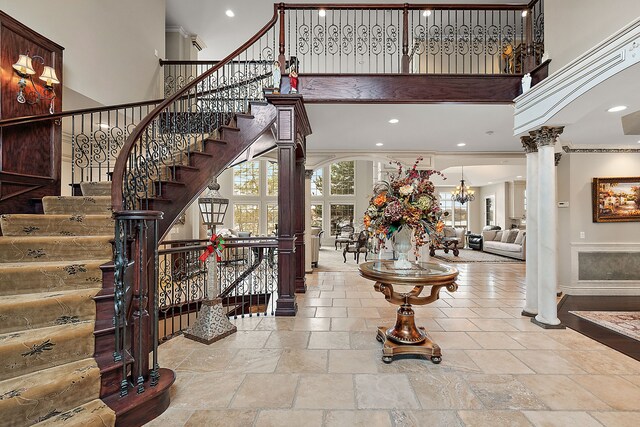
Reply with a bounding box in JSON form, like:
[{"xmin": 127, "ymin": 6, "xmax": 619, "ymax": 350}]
[
  {"xmin": 432, "ymin": 248, "xmax": 524, "ymax": 263},
  {"xmin": 569, "ymin": 311, "xmax": 640, "ymax": 342}
]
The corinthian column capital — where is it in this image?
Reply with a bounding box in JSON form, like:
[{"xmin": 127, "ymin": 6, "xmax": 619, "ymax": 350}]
[
  {"xmin": 305, "ymin": 169, "xmax": 314, "ymax": 179},
  {"xmin": 530, "ymin": 126, "xmax": 564, "ymax": 148},
  {"xmin": 521, "ymin": 135, "xmax": 537, "ymax": 153}
]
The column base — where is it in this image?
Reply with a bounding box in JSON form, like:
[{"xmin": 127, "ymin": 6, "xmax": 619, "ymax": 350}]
[
  {"xmin": 531, "ymin": 316, "xmax": 566, "ymax": 329},
  {"xmin": 521, "ymin": 309, "xmax": 537, "ymax": 318},
  {"xmin": 275, "ymin": 295, "xmax": 298, "ymax": 316},
  {"xmin": 557, "ymin": 291, "xmax": 563, "ymax": 297},
  {"xmin": 295, "ymin": 277, "xmax": 307, "ymax": 293},
  {"xmin": 183, "ymin": 298, "xmax": 238, "ymax": 344}
]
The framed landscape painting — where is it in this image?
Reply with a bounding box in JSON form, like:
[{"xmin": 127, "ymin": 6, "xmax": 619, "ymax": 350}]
[{"xmin": 592, "ymin": 177, "xmax": 640, "ymax": 222}]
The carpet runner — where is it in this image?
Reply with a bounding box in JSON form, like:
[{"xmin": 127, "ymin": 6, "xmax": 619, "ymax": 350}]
[
  {"xmin": 569, "ymin": 311, "xmax": 640, "ymax": 342},
  {"xmin": 0, "ymin": 185, "xmax": 116, "ymax": 426}
]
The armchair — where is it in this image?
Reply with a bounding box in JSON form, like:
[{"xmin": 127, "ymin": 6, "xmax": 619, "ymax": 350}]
[
  {"xmin": 334, "ymin": 224, "xmax": 355, "ymax": 250},
  {"xmin": 343, "ymin": 230, "xmax": 369, "ymax": 263}
]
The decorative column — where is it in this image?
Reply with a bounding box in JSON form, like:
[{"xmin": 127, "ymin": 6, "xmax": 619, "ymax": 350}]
[
  {"xmin": 521, "ymin": 136, "xmax": 538, "ymax": 317},
  {"xmin": 532, "ymin": 126, "xmax": 565, "ymax": 329},
  {"xmin": 304, "ymin": 169, "xmax": 313, "ymax": 273},
  {"xmin": 295, "ymin": 155, "xmax": 307, "ymax": 293}
]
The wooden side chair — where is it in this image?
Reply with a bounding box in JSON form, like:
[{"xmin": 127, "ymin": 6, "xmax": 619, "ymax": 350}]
[
  {"xmin": 343, "ymin": 230, "xmax": 369, "ymax": 263},
  {"xmin": 334, "ymin": 224, "xmax": 355, "ymax": 250}
]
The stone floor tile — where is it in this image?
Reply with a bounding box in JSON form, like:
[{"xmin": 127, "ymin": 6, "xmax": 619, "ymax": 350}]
[
  {"xmin": 389, "ymin": 410, "xmax": 464, "ymax": 427},
  {"xmin": 570, "ymin": 375, "xmax": 640, "ymax": 410},
  {"xmin": 315, "ymin": 307, "xmax": 348, "ymax": 318},
  {"xmin": 207, "ymin": 330, "xmax": 271, "ymax": 349},
  {"xmin": 523, "ymin": 411, "xmax": 602, "ymax": 427},
  {"xmin": 559, "ymin": 350, "xmax": 640, "ymax": 375},
  {"xmin": 325, "ymin": 410, "xmax": 392, "ymax": 427},
  {"xmin": 230, "ymin": 373, "xmax": 298, "ymax": 408},
  {"xmin": 229, "ymin": 316, "xmax": 263, "ymax": 331},
  {"xmin": 331, "ymin": 317, "xmax": 369, "ymax": 331},
  {"xmin": 308, "ymin": 331, "xmax": 351, "ymax": 349},
  {"xmin": 144, "ymin": 408, "xmax": 194, "ymax": 427},
  {"xmin": 348, "ymin": 307, "xmax": 385, "ymax": 318},
  {"xmin": 429, "ymin": 332, "xmax": 482, "ymax": 350},
  {"xmin": 302, "ymin": 298, "xmax": 334, "ymax": 307},
  {"xmin": 169, "ymin": 372, "xmax": 245, "ymax": 409},
  {"xmin": 295, "ymin": 374, "xmax": 355, "ymax": 409},
  {"xmin": 329, "ymin": 349, "xmax": 380, "ymax": 373},
  {"xmin": 225, "ymin": 348, "xmax": 282, "ymax": 374},
  {"xmin": 254, "ymin": 410, "xmax": 323, "ymax": 427},
  {"xmin": 264, "ymin": 331, "xmax": 310, "ymax": 349},
  {"xmin": 295, "ymin": 307, "xmax": 318, "ymax": 318},
  {"xmin": 359, "ymin": 298, "xmax": 390, "ymax": 308},
  {"xmin": 509, "ymin": 350, "xmax": 586, "ymax": 374},
  {"xmin": 440, "ymin": 308, "xmax": 481, "ymax": 318},
  {"xmin": 184, "ymin": 409, "xmax": 257, "ymax": 427},
  {"xmin": 175, "ymin": 347, "xmax": 237, "ymax": 372},
  {"xmin": 435, "ymin": 318, "xmax": 482, "ymax": 332},
  {"xmin": 350, "ymin": 331, "xmax": 388, "ymax": 350},
  {"xmin": 464, "ymin": 374, "xmax": 547, "ymax": 410},
  {"xmin": 470, "ymin": 318, "xmax": 520, "ymax": 332},
  {"xmin": 457, "ymin": 410, "xmax": 533, "ymax": 427},
  {"xmin": 590, "ymin": 411, "xmax": 640, "ymax": 427},
  {"xmin": 275, "ymin": 349, "xmax": 328, "ymax": 373},
  {"xmin": 470, "ymin": 307, "xmax": 515, "ymax": 318},
  {"xmin": 464, "ymin": 350, "xmax": 535, "ymax": 374},
  {"xmin": 467, "ymin": 331, "xmax": 527, "ymax": 349},
  {"xmin": 516, "ymin": 374, "xmax": 611, "ymax": 410},
  {"xmin": 506, "ymin": 332, "xmax": 570, "ymax": 350},
  {"xmin": 408, "ymin": 371, "xmax": 483, "ymax": 409},
  {"xmin": 292, "ymin": 317, "xmax": 330, "ymax": 331},
  {"xmin": 320, "ymin": 291, "xmax": 346, "ymax": 299},
  {"xmin": 333, "ymin": 298, "xmax": 362, "ymax": 307},
  {"xmin": 254, "ymin": 317, "xmax": 296, "ymax": 331},
  {"xmin": 354, "ymin": 374, "xmax": 420, "ymax": 409}
]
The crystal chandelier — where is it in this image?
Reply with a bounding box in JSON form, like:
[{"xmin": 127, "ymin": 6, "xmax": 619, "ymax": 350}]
[{"xmin": 451, "ymin": 166, "xmax": 475, "ymax": 205}]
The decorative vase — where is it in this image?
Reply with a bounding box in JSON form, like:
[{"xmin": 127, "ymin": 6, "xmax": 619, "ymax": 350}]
[{"xmin": 392, "ymin": 226, "xmax": 413, "ymax": 269}]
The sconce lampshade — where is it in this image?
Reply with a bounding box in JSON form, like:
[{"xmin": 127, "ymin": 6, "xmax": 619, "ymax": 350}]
[
  {"xmin": 198, "ymin": 179, "xmax": 229, "ymax": 227},
  {"xmin": 12, "ymin": 54, "xmax": 35, "ymax": 75},
  {"xmin": 39, "ymin": 66, "xmax": 59, "ymax": 86}
]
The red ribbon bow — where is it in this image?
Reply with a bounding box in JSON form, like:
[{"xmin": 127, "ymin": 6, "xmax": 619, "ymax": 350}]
[{"xmin": 199, "ymin": 233, "xmax": 225, "ymax": 262}]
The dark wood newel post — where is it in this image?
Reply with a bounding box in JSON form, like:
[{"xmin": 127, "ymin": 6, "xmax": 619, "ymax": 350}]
[
  {"xmin": 278, "ymin": 3, "xmax": 286, "ymax": 72},
  {"xmin": 401, "ymin": 4, "xmax": 410, "ymax": 73},
  {"xmin": 523, "ymin": 6, "xmax": 535, "ymax": 73}
]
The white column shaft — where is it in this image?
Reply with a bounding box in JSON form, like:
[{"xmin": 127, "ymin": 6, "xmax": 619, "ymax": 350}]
[
  {"xmin": 535, "ymin": 145, "xmax": 560, "ymax": 326},
  {"xmin": 524, "ymin": 151, "xmax": 538, "ymax": 315}
]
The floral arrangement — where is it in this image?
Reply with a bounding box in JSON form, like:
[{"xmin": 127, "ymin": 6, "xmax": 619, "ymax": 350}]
[{"xmin": 364, "ymin": 157, "xmax": 447, "ymax": 250}]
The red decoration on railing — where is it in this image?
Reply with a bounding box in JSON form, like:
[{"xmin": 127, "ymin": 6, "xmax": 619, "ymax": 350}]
[{"xmin": 199, "ymin": 233, "xmax": 225, "ymax": 262}]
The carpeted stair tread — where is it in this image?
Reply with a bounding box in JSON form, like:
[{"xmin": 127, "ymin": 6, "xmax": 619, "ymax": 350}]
[
  {"xmin": 0, "ymin": 357, "xmax": 101, "ymax": 427},
  {"xmin": 0, "ymin": 289, "xmax": 100, "ymax": 334},
  {"xmin": 0, "ymin": 260, "xmax": 104, "ymax": 296},
  {"xmin": 0, "ymin": 235, "xmax": 112, "ymax": 263},
  {"xmin": 0, "ymin": 214, "xmax": 113, "ymax": 236},
  {"xmin": 0, "ymin": 321, "xmax": 95, "ymax": 382},
  {"xmin": 34, "ymin": 398, "xmax": 115, "ymax": 427},
  {"xmin": 42, "ymin": 196, "xmax": 112, "ymax": 215},
  {"xmin": 79, "ymin": 181, "xmax": 112, "ymax": 197}
]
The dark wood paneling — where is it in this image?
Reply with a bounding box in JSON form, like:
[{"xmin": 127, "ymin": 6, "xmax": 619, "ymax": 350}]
[
  {"xmin": 292, "ymin": 73, "xmax": 528, "ymax": 103},
  {"xmin": 558, "ymin": 295, "xmax": 640, "ymax": 362},
  {"xmin": 0, "ymin": 11, "xmax": 63, "ymax": 215}
]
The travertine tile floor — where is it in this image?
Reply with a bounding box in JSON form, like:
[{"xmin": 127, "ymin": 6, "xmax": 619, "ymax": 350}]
[{"xmin": 146, "ymin": 262, "xmax": 640, "ymax": 427}]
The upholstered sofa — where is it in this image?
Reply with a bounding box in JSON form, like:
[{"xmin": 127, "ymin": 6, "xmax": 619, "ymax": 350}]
[
  {"xmin": 468, "ymin": 225, "xmax": 501, "ymax": 250},
  {"xmin": 481, "ymin": 228, "xmax": 526, "ymax": 260}
]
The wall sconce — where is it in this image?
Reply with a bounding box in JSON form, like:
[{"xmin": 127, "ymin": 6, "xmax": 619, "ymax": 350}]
[{"xmin": 12, "ymin": 52, "xmax": 59, "ymax": 114}]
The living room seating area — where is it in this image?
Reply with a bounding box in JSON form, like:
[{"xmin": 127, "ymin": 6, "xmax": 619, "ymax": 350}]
[{"xmin": 482, "ymin": 228, "xmax": 526, "ymax": 260}]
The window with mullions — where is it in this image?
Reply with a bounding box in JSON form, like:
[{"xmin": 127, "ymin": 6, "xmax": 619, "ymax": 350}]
[
  {"xmin": 330, "ymin": 203, "xmax": 354, "ymax": 235},
  {"xmin": 233, "ymin": 203, "xmax": 260, "ymax": 235},
  {"xmin": 330, "ymin": 161, "xmax": 354, "ymax": 195},
  {"xmin": 439, "ymin": 193, "xmax": 469, "ymax": 228},
  {"xmin": 311, "ymin": 169, "xmax": 323, "ymax": 196},
  {"xmin": 233, "ymin": 161, "xmax": 260, "ymax": 195},
  {"xmin": 311, "ymin": 204, "xmax": 323, "ymax": 228},
  {"xmin": 267, "ymin": 203, "xmax": 278, "ymax": 235},
  {"xmin": 266, "ymin": 162, "xmax": 278, "ymax": 196}
]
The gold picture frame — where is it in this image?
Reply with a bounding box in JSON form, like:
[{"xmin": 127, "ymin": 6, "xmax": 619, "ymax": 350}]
[{"xmin": 592, "ymin": 177, "xmax": 640, "ymax": 223}]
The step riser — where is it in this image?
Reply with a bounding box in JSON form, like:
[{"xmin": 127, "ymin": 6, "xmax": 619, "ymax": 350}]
[
  {"xmin": 42, "ymin": 196, "xmax": 112, "ymax": 215},
  {"xmin": 0, "ymin": 358, "xmax": 101, "ymax": 427},
  {"xmin": 0, "ymin": 322, "xmax": 95, "ymax": 382},
  {"xmin": 0, "ymin": 214, "xmax": 113, "ymax": 236},
  {"xmin": 35, "ymin": 398, "xmax": 115, "ymax": 427},
  {"xmin": 0, "ymin": 289, "xmax": 99, "ymax": 335},
  {"xmin": 80, "ymin": 182, "xmax": 112, "ymax": 197},
  {"xmin": 0, "ymin": 237, "xmax": 112, "ymax": 263},
  {"xmin": 0, "ymin": 261, "xmax": 104, "ymax": 296}
]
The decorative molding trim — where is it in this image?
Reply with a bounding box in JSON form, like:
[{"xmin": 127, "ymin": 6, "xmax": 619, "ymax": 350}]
[
  {"xmin": 304, "ymin": 169, "xmax": 314, "ymax": 179},
  {"xmin": 554, "ymin": 152, "xmax": 562, "ymax": 166},
  {"xmin": 530, "ymin": 126, "xmax": 564, "ymax": 147},
  {"xmin": 562, "ymin": 145, "xmax": 640, "ymax": 153},
  {"xmin": 166, "ymin": 26, "xmax": 189, "ymax": 39},
  {"xmin": 514, "ymin": 17, "xmax": 640, "ymax": 135},
  {"xmin": 521, "ymin": 135, "xmax": 537, "ymax": 153},
  {"xmin": 190, "ymin": 35, "xmax": 207, "ymax": 51}
]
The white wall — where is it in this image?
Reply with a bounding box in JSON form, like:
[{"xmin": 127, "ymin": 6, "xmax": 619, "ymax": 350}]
[
  {"xmin": 479, "ymin": 182, "xmax": 509, "ymax": 230},
  {"xmin": 0, "ymin": 0, "xmax": 166, "ymax": 107},
  {"xmin": 545, "ymin": 0, "xmax": 640, "ymax": 73}
]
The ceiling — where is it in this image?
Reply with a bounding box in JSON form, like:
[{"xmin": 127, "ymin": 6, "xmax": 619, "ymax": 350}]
[{"xmin": 166, "ymin": 0, "xmax": 640, "ymax": 185}]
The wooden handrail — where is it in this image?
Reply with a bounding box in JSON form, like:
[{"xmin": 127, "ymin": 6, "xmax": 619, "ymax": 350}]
[
  {"xmin": 281, "ymin": 3, "xmax": 531, "ymax": 11},
  {"xmin": 0, "ymin": 98, "xmax": 162, "ymax": 128},
  {"xmin": 111, "ymin": 4, "xmax": 280, "ymax": 212}
]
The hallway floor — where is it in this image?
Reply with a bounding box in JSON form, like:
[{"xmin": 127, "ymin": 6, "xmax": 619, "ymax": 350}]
[{"xmin": 146, "ymin": 262, "xmax": 640, "ymax": 427}]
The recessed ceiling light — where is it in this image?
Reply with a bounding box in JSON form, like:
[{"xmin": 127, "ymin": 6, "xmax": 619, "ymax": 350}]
[
  {"xmin": 423, "ymin": 10, "xmax": 432, "ymax": 17},
  {"xmin": 318, "ymin": 9, "xmax": 326, "ymax": 17},
  {"xmin": 388, "ymin": 118, "xmax": 399, "ymax": 124},
  {"xmin": 376, "ymin": 142, "xmax": 384, "ymax": 146},
  {"xmin": 521, "ymin": 10, "xmax": 528, "ymax": 17},
  {"xmin": 457, "ymin": 143, "xmax": 466, "ymax": 147},
  {"xmin": 225, "ymin": 9, "xmax": 235, "ymax": 17},
  {"xmin": 607, "ymin": 105, "xmax": 627, "ymax": 112}
]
